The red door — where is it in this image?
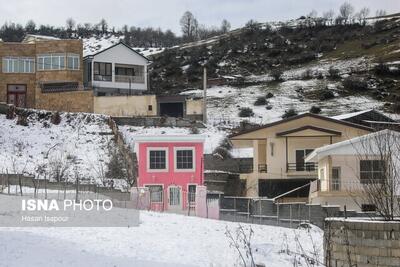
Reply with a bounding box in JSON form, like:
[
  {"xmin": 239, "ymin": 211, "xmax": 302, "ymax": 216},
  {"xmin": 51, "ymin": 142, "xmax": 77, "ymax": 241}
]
[{"xmin": 7, "ymin": 85, "xmax": 26, "ymax": 108}]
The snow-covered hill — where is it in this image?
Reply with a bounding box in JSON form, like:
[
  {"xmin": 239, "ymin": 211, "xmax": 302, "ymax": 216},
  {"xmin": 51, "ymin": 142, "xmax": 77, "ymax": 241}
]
[{"xmin": 0, "ymin": 112, "xmax": 113, "ymax": 185}]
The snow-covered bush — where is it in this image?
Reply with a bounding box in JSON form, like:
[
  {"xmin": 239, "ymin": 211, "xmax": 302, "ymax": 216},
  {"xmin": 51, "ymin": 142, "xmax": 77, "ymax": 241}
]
[
  {"xmin": 254, "ymin": 96, "xmax": 268, "ymax": 106},
  {"xmin": 238, "ymin": 107, "xmax": 255, "ymax": 117},
  {"xmin": 282, "ymin": 108, "xmax": 298, "ymax": 119}
]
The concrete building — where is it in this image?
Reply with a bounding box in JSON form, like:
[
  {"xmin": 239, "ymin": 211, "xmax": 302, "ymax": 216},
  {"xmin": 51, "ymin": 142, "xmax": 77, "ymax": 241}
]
[
  {"xmin": 83, "ymin": 42, "xmax": 150, "ymax": 96},
  {"xmin": 229, "ymin": 113, "xmax": 373, "ymax": 198}
]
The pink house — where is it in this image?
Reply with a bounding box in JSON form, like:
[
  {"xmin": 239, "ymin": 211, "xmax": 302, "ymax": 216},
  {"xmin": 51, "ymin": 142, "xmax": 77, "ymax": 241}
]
[{"xmin": 134, "ymin": 135, "xmax": 205, "ymax": 212}]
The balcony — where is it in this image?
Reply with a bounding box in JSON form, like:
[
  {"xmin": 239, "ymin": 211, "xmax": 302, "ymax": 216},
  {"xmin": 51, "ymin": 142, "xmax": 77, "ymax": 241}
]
[
  {"xmin": 287, "ymin": 162, "xmax": 317, "ymax": 172},
  {"xmin": 238, "ymin": 164, "xmax": 268, "ymax": 174},
  {"xmin": 115, "ymin": 75, "xmax": 145, "ymax": 84}
]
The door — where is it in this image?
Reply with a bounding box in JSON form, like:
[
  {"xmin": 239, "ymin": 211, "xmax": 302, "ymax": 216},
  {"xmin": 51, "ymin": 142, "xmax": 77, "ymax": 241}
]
[
  {"xmin": 168, "ymin": 186, "xmax": 182, "ymax": 211},
  {"xmin": 295, "ymin": 149, "xmax": 314, "ymax": 171},
  {"xmin": 7, "ymin": 85, "xmax": 26, "ymax": 108}
]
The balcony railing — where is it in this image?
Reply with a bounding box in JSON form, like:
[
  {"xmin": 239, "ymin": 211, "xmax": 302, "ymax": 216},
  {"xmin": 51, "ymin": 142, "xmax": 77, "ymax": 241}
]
[
  {"xmin": 258, "ymin": 164, "xmax": 268, "ymax": 173},
  {"xmin": 311, "ymin": 180, "xmax": 385, "ymax": 193},
  {"xmin": 238, "ymin": 164, "xmax": 268, "ymax": 174},
  {"xmin": 239, "ymin": 164, "xmax": 253, "ymax": 174},
  {"xmin": 287, "ymin": 162, "xmax": 317, "ymax": 172},
  {"xmin": 115, "ymin": 75, "xmax": 145, "ymax": 83}
]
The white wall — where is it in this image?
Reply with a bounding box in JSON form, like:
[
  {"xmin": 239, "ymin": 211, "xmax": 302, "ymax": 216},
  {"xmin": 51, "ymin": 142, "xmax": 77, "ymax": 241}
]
[{"xmin": 91, "ymin": 44, "xmax": 148, "ymax": 91}]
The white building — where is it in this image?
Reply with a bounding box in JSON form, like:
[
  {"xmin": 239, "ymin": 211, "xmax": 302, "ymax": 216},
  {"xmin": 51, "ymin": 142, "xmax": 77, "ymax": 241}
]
[
  {"xmin": 83, "ymin": 42, "xmax": 150, "ymax": 96},
  {"xmin": 305, "ymin": 129, "xmax": 400, "ymax": 213}
]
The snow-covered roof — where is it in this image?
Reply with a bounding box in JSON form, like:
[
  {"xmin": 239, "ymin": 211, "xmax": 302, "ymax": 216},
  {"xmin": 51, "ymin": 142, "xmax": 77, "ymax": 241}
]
[
  {"xmin": 83, "ymin": 35, "xmax": 124, "ymax": 57},
  {"xmin": 305, "ymin": 129, "xmax": 400, "ymax": 162},
  {"xmin": 83, "ymin": 40, "xmax": 150, "ymax": 62},
  {"xmin": 22, "ymin": 34, "xmax": 61, "ymax": 43},
  {"xmin": 331, "ymin": 109, "xmax": 373, "ymax": 120}
]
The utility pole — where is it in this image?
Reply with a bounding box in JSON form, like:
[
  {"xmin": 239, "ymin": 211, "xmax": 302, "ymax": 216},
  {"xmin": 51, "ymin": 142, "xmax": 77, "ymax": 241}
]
[{"xmin": 203, "ymin": 67, "xmax": 207, "ymax": 124}]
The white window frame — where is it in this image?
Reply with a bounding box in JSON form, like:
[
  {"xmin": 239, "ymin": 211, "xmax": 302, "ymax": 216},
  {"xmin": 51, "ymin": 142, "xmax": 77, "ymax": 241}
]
[
  {"xmin": 67, "ymin": 53, "xmax": 80, "ymax": 70},
  {"xmin": 144, "ymin": 184, "xmax": 164, "ymax": 203},
  {"xmin": 147, "ymin": 147, "xmax": 169, "ymax": 172},
  {"xmin": 2, "ymin": 57, "xmax": 35, "ymax": 73},
  {"xmin": 174, "ymin": 147, "xmax": 195, "ymax": 172},
  {"xmin": 37, "ymin": 53, "xmax": 67, "ymax": 71}
]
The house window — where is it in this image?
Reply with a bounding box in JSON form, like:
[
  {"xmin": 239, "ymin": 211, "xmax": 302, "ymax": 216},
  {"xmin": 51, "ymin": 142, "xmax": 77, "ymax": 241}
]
[
  {"xmin": 2, "ymin": 57, "xmax": 35, "ymax": 73},
  {"xmin": 360, "ymin": 160, "xmax": 385, "ymax": 184},
  {"xmin": 67, "ymin": 53, "xmax": 80, "ymax": 70},
  {"xmin": 361, "ymin": 204, "xmax": 376, "ymax": 212},
  {"xmin": 188, "ymin": 185, "xmax": 196, "ymax": 203},
  {"xmin": 94, "ymin": 62, "xmax": 112, "ymax": 81},
  {"xmin": 37, "ymin": 54, "xmax": 65, "ymax": 70},
  {"xmin": 146, "ymin": 185, "xmax": 163, "ymax": 203},
  {"xmin": 115, "ymin": 66, "xmax": 135, "ymax": 76},
  {"xmin": 295, "ymin": 149, "xmax": 314, "ymax": 171},
  {"xmin": 149, "ymin": 150, "xmax": 167, "ymax": 170},
  {"xmin": 176, "ymin": 149, "xmax": 194, "ymax": 170},
  {"xmin": 331, "ymin": 167, "xmax": 341, "ymax": 191},
  {"xmin": 148, "ymin": 105, "xmax": 153, "ymax": 111}
]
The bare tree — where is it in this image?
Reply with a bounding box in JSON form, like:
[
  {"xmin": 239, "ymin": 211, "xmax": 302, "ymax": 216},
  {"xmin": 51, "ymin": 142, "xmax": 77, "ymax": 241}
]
[
  {"xmin": 356, "ymin": 7, "xmax": 370, "ymax": 25},
  {"xmin": 221, "ymin": 19, "xmax": 231, "ymax": 33},
  {"xmin": 180, "ymin": 11, "xmax": 198, "ymax": 41},
  {"xmin": 339, "ymin": 2, "xmax": 355, "ymax": 24},
  {"xmin": 225, "ymin": 225, "xmax": 256, "ymax": 267},
  {"xmin": 351, "ymin": 130, "xmax": 400, "ymax": 220},
  {"xmin": 25, "ymin": 20, "xmax": 36, "ymax": 33},
  {"xmin": 66, "ymin": 18, "xmax": 76, "ymax": 37},
  {"xmin": 323, "ymin": 10, "xmax": 335, "ymax": 25},
  {"xmin": 99, "ymin": 18, "xmax": 108, "ymax": 34},
  {"xmin": 375, "ymin": 9, "xmax": 387, "ymax": 17}
]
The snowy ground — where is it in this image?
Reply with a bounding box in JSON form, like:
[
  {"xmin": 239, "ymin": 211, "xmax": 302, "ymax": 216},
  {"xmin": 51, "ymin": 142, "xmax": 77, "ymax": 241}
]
[
  {"xmin": 0, "ymin": 211, "xmax": 323, "ymax": 267},
  {"xmin": 0, "ymin": 112, "xmax": 113, "ymax": 185}
]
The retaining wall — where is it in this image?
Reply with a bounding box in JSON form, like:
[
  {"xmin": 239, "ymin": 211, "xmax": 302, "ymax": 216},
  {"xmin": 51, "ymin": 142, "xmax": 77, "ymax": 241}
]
[{"xmin": 325, "ymin": 219, "xmax": 400, "ymax": 267}]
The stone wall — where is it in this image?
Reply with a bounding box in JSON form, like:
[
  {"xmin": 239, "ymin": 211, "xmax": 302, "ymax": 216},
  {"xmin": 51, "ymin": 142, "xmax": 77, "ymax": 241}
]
[
  {"xmin": 325, "ymin": 219, "xmax": 400, "ymax": 267},
  {"xmin": 35, "ymin": 89, "xmax": 94, "ymax": 113}
]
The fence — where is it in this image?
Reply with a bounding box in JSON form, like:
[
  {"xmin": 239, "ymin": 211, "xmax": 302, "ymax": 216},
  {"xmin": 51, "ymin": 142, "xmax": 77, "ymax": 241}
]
[
  {"xmin": 219, "ymin": 196, "xmax": 370, "ymax": 229},
  {"xmin": 0, "ymin": 174, "xmax": 131, "ymax": 202}
]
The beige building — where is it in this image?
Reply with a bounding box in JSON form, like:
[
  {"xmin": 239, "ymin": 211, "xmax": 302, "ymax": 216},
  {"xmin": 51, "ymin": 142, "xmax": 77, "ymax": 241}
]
[
  {"xmin": 305, "ymin": 129, "xmax": 400, "ymax": 212},
  {"xmin": 230, "ymin": 113, "xmax": 373, "ymax": 197},
  {"xmin": 0, "ymin": 35, "xmax": 92, "ymax": 112}
]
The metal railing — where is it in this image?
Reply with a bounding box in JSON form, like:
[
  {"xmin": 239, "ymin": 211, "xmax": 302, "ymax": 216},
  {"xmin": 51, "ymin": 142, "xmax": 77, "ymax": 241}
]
[
  {"xmin": 115, "ymin": 75, "xmax": 145, "ymax": 83},
  {"xmin": 287, "ymin": 162, "xmax": 317, "ymax": 172},
  {"xmin": 258, "ymin": 164, "xmax": 268, "ymax": 173}
]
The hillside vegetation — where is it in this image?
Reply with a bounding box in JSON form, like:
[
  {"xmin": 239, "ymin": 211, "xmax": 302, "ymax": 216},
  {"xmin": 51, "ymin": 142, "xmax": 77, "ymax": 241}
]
[{"xmin": 149, "ymin": 17, "xmax": 400, "ymax": 114}]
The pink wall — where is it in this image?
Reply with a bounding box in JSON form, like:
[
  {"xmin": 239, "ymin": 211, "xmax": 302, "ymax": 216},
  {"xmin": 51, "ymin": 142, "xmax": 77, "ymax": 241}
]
[{"xmin": 137, "ymin": 141, "xmax": 204, "ymax": 210}]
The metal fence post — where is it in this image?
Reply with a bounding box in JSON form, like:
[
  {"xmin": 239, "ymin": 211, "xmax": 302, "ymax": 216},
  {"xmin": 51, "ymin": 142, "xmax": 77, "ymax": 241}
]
[
  {"xmin": 234, "ymin": 197, "xmax": 237, "ymax": 222},
  {"xmin": 290, "ymin": 204, "xmax": 292, "ymax": 228},
  {"xmin": 277, "ymin": 203, "xmax": 280, "ymax": 226},
  {"xmin": 259, "ymin": 199, "xmax": 262, "ymax": 224}
]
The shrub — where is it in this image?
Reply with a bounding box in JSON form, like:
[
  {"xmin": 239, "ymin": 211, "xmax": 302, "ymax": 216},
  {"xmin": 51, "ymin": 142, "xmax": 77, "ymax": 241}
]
[
  {"xmin": 190, "ymin": 126, "xmax": 199, "ymax": 134},
  {"xmin": 254, "ymin": 96, "xmax": 268, "ymax": 106},
  {"xmin": 271, "ymin": 69, "xmax": 283, "ymax": 81},
  {"xmin": 319, "ymin": 90, "xmax": 335, "ymax": 101},
  {"xmin": 51, "ymin": 111, "xmax": 61, "ymax": 125},
  {"xmin": 6, "ymin": 105, "xmax": 16, "ymax": 120},
  {"xmin": 239, "ymin": 107, "xmax": 254, "ymax": 117},
  {"xmin": 328, "ymin": 66, "xmax": 340, "ymax": 79},
  {"xmin": 343, "ymin": 76, "xmax": 369, "ymax": 91},
  {"xmin": 392, "ymin": 103, "xmax": 400, "ymax": 114},
  {"xmin": 282, "ymin": 108, "xmax": 298, "ymax": 119},
  {"xmin": 310, "ymin": 106, "xmax": 322, "ymax": 114},
  {"xmin": 266, "ymin": 92, "xmax": 274, "ymax": 98},
  {"xmin": 213, "ymin": 146, "xmax": 232, "ymax": 159},
  {"xmin": 302, "ymin": 69, "xmax": 313, "ymax": 80},
  {"xmin": 16, "ymin": 114, "xmax": 28, "ymax": 126}
]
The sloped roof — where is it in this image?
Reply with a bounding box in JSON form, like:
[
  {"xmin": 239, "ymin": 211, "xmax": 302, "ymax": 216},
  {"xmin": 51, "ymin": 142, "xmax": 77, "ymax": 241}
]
[
  {"xmin": 230, "ymin": 113, "xmax": 373, "ymax": 139},
  {"xmin": 331, "ymin": 109, "xmax": 374, "ymax": 120},
  {"xmin": 305, "ymin": 129, "xmax": 400, "ymax": 162},
  {"xmin": 22, "ymin": 34, "xmax": 61, "ymax": 43},
  {"xmin": 84, "ymin": 41, "xmax": 150, "ymax": 62}
]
